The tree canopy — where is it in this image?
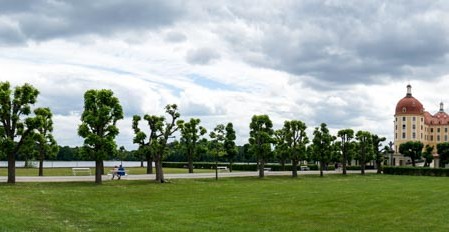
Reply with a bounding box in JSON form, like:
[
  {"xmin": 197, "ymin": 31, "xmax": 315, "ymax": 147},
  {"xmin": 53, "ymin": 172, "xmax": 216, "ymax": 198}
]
[
  {"xmin": 399, "ymin": 141, "xmax": 423, "ymax": 167},
  {"xmin": 249, "ymin": 115, "xmax": 274, "ymax": 178}
]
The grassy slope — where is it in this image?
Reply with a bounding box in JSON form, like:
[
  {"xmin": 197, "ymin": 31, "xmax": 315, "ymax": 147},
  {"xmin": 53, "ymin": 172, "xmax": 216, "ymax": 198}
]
[{"xmin": 0, "ymin": 175, "xmax": 448, "ymax": 231}]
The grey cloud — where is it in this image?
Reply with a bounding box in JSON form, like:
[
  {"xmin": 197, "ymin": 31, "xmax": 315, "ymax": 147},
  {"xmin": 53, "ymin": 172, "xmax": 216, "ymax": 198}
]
[
  {"xmin": 164, "ymin": 31, "xmax": 187, "ymax": 43},
  {"xmin": 186, "ymin": 48, "xmax": 220, "ymax": 65},
  {"xmin": 1, "ymin": 0, "xmax": 185, "ymax": 42}
]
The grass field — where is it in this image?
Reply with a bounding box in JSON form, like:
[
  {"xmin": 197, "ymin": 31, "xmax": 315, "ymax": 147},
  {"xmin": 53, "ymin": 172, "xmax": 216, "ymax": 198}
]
[
  {"xmin": 0, "ymin": 167, "xmax": 215, "ymax": 176},
  {"xmin": 1, "ymin": 174, "xmax": 449, "ymax": 231}
]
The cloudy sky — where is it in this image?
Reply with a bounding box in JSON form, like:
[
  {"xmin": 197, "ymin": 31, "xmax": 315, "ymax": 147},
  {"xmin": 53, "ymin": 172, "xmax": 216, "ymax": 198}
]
[{"xmin": 1, "ymin": 0, "xmax": 449, "ymax": 149}]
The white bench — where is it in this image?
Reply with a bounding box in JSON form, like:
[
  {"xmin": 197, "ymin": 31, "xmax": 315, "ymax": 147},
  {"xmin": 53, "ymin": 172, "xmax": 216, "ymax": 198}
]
[
  {"xmin": 264, "ymin": 168, "xmax": 271, "ymax": 172},
  {"xmin": 72, "ymin": 168, "xmax": 91, "ymax": 176},
  {"xmin": 217, "ymin": 166, "xmax": 229, "ymax": 171},
  {"xmin": 300, "ymin": 166, "xmax": 310, "ymax": 171}
]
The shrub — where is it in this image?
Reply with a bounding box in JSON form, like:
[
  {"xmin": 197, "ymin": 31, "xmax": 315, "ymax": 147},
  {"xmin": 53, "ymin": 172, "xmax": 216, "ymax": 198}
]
[
  {"xmin": 383, "ymin": 166, "xmax": 449, "ymax": 177},
  {"xmin": 162, "ymin": 162, "xmax": 321, "ymax": 171}
]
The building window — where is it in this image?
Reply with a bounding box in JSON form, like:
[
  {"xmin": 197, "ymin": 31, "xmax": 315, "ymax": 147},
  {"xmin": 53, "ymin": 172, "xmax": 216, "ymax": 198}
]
[
  {"xmin": 413, "ymin": 125, "xmax": 416, "ymax": 130},
  {"xmin": 403, "ymin": 125, "xmax": 406, "ymax": 130},
  {"xmin": 395, "ymin": 125, "xmax": 397, "ymax": 130},
  {"xmin": 445, "ymin": 135, "xmax": 448, "ymax": 141},
  {"xmin": 396, "ymin": 118, "xmax": 398, "ymax": 122},
  {"xmin": 402, "ymin": 107, "xmax": 407, "ymax": 113},
  {"xmin": 446, "ymin": 128, "xmax": 448, "ymax": 133},
  {"xmin": 413, "ymin": 117, "xmax": 416, "ymax": 121},
  {"xmin": 403, "ymin": 117, "xmax": 406, "ymax": 121},
  {"xmin": 421, "ymin": 125, "xmax": 423, "ymax": 130},
  {"xmin": 438, "ymin": 128, "xmax": 441, "ymax": 133},
  {"xmin": 421, "ymin": 118, "xmax": 424, "ymax": 122},
  {"xmin": 431, "ymin": 128, "xmax": 434, "ymax": 133},
  {"xmin": 431, "ymin": 135, "xmax": 434, "ymax": 141},
  {"xmin": 395, "ymin": 133, "xmax": 397, "ymax": 139},
  {"xmin": 421, "ymin": 133, "xmax": 423, "ymax": 139},
  {"xmin": 402, "ymin": 133, "xmax": 406, "ymax": 139},
  {"xmin": 438, "ymin": 135, "xmax": 441, "ymax": 141},
  {"xmin": 413, "ymin": 132, "xmax": 416, "ymax": 139}
]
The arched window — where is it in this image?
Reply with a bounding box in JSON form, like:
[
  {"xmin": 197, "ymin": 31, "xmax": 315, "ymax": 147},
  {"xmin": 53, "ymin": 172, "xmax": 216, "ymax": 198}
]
[{"xmin": 402, "ymin": 107, "xmax": 407, "ymax": 113}]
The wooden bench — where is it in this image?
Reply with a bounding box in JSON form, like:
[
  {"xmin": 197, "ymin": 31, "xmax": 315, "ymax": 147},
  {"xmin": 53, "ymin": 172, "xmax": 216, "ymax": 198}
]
[
  {"xmin": 72, "ymin": 168, "xmax": 91, "ymax": 176},
  {"xmin": 217, "ymin": 166, "xmax": 229, "ymax": 171},
  {"xmin": 300, "ymin": 166, "xmax": 310, "ymax": 171},
  {"xmin": 264, "ymin": 167, "xmax": 271, "ymax": 172}
]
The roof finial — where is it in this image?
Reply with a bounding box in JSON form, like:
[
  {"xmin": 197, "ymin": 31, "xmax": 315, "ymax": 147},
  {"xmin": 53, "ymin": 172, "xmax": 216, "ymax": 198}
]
[
  {"xmin": 440, "ymin": 101, "xmax": 444, "ymax": 112},
  {"xmin": 406, "ymin": 84, "xmax": 412, "ymax": 97}
]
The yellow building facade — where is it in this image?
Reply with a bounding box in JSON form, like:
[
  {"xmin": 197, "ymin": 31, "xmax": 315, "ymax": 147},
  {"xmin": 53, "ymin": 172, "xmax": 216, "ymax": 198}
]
[{"xmin": 394, "ymin": 85, "xmax": 448, "ymax": 166}]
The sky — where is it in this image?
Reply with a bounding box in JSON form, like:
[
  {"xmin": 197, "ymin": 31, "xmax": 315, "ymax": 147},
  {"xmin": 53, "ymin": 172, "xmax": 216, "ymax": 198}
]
[{"xmin": 1, "ymin": 0, "xmax": 449, "ymax": 149}]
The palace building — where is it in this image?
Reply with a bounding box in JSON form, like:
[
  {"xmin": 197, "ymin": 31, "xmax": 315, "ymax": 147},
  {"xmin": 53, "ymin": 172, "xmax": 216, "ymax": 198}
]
[{"xmin": 394, "ymin": 84, "xmax": 447, "ymax": 166}]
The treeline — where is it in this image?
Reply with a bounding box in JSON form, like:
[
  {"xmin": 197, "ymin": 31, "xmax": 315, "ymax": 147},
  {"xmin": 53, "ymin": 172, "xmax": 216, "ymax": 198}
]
[{"xmin": 0, "ymin": 82, "xmax": 393, "ymax": 184}]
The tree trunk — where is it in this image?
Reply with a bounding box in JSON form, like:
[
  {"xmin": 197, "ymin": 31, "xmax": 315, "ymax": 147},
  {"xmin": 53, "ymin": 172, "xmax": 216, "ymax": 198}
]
[
  {"xmin": 100, "ymin": 160, "xmax": 105, "ymax": 175},
  {"xmin": 281, "ymin": 159, "xmax": 285, "ymax": 171},
  {"xmin": 188, "ymin": 153, "xmax": 194, "ymax": 174},
  {"xmin": 39, "ymin": 159, "xmax": 44, "ymax": 176},
  {"xmin": 376, "ymin": 160, "xmax": 382, "ymax": 174},
  {"xmin": 259, "ymin": 159, "xmax": 265, "ymax": 178},
  {"xmin": 155, "ymin": 155, "xmax": 165, "ymax": 183},
  {"xmin": 229, "ymin": 160, "xmax": 233, "ymax": 172},
  {"xmin": 411, "ymin": 156, "xmax": 416, "ymax": 167},
  {"xmin": 292, "ymin": 159, "xmax": 298, "ymax": 177},
  {"xmin": 319, "ymin": 160, "xmax": 324, "ymax": 177},
  {"xmin": 7, "ymin": 153, "xmax": 15, "ymax": 184},
  {"xmin": 140, "ymin": 159, "xmax": 144, "ymax": 168},
  {"xmin": 342, "ymin": 153, "xmax": 347, "ymax": 175},
  {"xmin": 95, "ymin": 160, "xmax": 102, "ymax": 184},
  {"xmin": 146, "ymin": 159, "xmax": 153, "ymax": 174},
  {"xmin": 215, "ymin": 159, "xmax": 218, "ymax": 180}
]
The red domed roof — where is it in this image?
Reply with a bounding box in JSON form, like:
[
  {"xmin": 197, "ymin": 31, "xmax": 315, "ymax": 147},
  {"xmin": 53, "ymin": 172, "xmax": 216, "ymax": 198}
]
[
  {"xmin": 395, "ymin": 96, "xmax": 424, "ymax": 115},
  {"xmin": 395, "ymin": 85, "xmax": 424, "ymax": 115}
]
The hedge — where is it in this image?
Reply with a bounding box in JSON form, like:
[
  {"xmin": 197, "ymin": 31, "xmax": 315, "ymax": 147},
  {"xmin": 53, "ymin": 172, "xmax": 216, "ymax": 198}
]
[
  {"xmin": 383, "ymin": 166, "xmax": 449, "ymax": 176},
  {"xmin": 162, "ymin": 162, "xmax": 326, "ymax": 171}
]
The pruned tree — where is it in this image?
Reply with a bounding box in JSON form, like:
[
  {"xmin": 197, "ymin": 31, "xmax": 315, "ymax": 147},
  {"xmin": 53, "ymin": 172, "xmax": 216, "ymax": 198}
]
[
  {"xmin": 371, "ymin": 134, "xmax": 386, "ymax": 174},
  {"xmin": 224, "ymin": 122, "xmax": 237, "ymax": 172},
  {"xmin": 399, "ymin": 141, "xmax": 424, "ymax": 167},
  {"xmin": 283, "ymin": 120, "xmax": 308, "ymax": 177},
  {"xmin": 153, "ymin": 104, "xmax": 183, "ymax": 183},
  {"xmin": 337, "ymin": 129, "xmax": 354, "ymax": 175},
  {"xmin": 356, "ymin": 131, "xmax": 373, "ymax": 175},
  {"xmin": 33, "ymin": 107, "xmax": 59, "ymax": 176},
  {"xmin": 179, "ymin": 118, "xmax": 207, "ymax": 173},
  {"xmin": 249, "ymin": 115, "xmax": 274, "ymax": 178},
  {"xmin": 312, "ymin": 123, "xmax": 334, "ymax": 177},
  {"xmin": 0, "ymin": 82, "xmax": 40, "ymax": 183},
  {"xmin": 78, "ymin": 89, "xmax": 123, "ymax": 184},
  {"xmin": 210, "ymin": 124, "xmax": 225, "ymax": 180},
  {"xmin": 132, "ymin": 114, "xmax": 165, "ymax": 174},
  {"xmin": 422, "ymin": 144, "xmax": 434, "ymax": 167},
  {"xmin": 274, "ymin": 129, "xmax": 289, "ymax": 171}
]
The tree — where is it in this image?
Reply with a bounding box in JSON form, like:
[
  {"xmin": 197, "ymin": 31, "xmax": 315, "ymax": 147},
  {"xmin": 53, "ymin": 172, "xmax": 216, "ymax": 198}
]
[
  {"xmin": 312, "ymin": 123, "xmax": 334, "ymax": 177},
  {"xmin": 371, "ymin": 134, "xmax": 386, "ymax": 174},
  {"xmin": 179, "ymin": 118, "xmax": 207, "ymax": 173},
  {"xmin": 337, "ymin": 129, "xmax": 354, "ymax": 175},
  {"xmin": 399, "ymin": 141, "xmax": 424, "ymax": 167},
  {"xmin": 153, "ymin": 104, "xmax": 183, "ymax": 183},
  {"xmin": 355, "ymin": 131, "xmax": 373, "ymax": 175},
  {"xmin": 78, "ymin": 89, "xmax": 123, "ymax": 184},
  {"xmin": 436, "ymin": 142, "xmax": 449, "ymax": 168},
  {"xmin": 249, "ymin": 115, "xmax": 274, "ymax": 178},
  {"xmin": 282, "ymin": 120, "xmax": 308, "ymax": 177},
  {"xmin": 33, "ymin": 108, "xmax": 59, "ymax": 176},
  {"xmin": 224, "ymin": 122, "xmax": 237, "ymax": 172},
  {"xmin": 210, "ymin": 124, "xmax": 225, "ymax": 180},
  {"xmin": 422, "ymin": 145, "xmax": 434, "ymax": 167},
  {"xmin": 0, "ymin": 82, "xmax": 40, "ymax": 183},
  {"xmin": 132, "ymin": 114, "xmax": 165, "ymax": 174}
]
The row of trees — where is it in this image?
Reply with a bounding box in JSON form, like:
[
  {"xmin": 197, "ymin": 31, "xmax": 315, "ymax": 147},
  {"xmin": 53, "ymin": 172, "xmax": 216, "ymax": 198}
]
[
  {"xmin": 399, "ymin": 141, "xmax": 449, "ymax": 168},
  {"xmin": 1, "ymin": 82, "xmax": 391, "ymax": 184}
]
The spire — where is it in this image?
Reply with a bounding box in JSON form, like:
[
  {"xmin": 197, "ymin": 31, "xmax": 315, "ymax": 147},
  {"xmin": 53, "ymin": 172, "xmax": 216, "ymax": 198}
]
[
  {"xmin": 440, "ymin": 102, "xmax": 444, "ymax": 112},
  {"xmin": 406, "ymin": 84, "xmax": 412, "ymax": 97}
]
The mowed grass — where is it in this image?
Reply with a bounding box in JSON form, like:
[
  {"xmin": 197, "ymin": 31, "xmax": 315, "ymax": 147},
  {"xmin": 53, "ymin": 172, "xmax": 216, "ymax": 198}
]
[
  {"xmin": 0, "ymin": 167, "xmax": 215, "ymax": 176},
  {"xmin": 1, "ymin": 175, "xmax": 449, "ymax": 231}
]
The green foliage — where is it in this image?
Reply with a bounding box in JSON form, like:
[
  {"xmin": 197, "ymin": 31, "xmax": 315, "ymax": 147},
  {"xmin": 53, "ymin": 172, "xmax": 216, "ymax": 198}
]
[
  {"xmin": 224, "ymin": 122, "xmax": 237, "ymax": 170},
  {"xmin": 0, "ymin": 81, "xmax": 40, "ymax": 183},
  {"xmin": 399, "ymin": 141, "xmax": 424, "ymax": 167},
  {"xmin": 311, "ymin": 123, "xmax": 334, "ymax": 176},
  {"xmin": 249, "ymin": 115, "xmax": 274, "ymax": 177},
  {"xmin": 161, "ymin": 162, "xmax": 321, "ymax": 171},
  {"xmin": 422, "ymin": 145, "xmax": 434, "ymax": 167},
  {"xmin": 371, "ymin": 134, "xmax": 386, "ymax": 174},
  {"xmin": 78, "ymin": 89, "xmax": 123, "ymax": 183},
  {"xmin": 355, "ymin": 130, "xmax": 373, "ymax": 174},
  {"xmin": 337, "ymin": 129, "xmax": 354, "ymax": 174},
  {"xmin": 179, "ymin": 118, "xmax": 207, "ymax": 173},
  {"xmin": 437, "ymin": 142, "xmax": 449, "ymax": 168},
  {"xmin": 276, "ymin": 120, "xmax": 308, "ymax": 176}
]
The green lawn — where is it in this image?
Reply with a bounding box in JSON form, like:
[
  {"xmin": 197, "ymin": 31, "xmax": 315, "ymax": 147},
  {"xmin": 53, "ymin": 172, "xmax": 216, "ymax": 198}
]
[
  {"xmin": 1, "ymin": 175, "xmax": 449, "ymax": 231},
  {"xmin": 0, "ymin": 167, "xmax": 215, "ymax": 176}
]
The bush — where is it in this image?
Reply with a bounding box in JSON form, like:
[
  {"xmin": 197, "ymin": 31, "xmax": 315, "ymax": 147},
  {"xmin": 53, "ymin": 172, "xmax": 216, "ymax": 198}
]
[{"xmin": 383, "ymin": 166, "xmax": 449, "ymax": 176}]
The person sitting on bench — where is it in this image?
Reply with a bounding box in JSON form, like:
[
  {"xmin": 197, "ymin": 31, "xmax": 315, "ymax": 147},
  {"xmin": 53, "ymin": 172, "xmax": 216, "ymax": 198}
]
[
  {"xmin": 111, "ymin": 166, "xmax": 119, "ymax": 180},
  {"xmin": 117, "ymin": 165, "xmax": 125, "ymax": 180}
]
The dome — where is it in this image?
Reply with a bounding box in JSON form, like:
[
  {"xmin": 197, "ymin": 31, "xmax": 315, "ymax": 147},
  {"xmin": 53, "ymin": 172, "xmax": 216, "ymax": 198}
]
[{"xmin": 395, "ymin": 85, "xmax": 424, "ymax": 115}]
